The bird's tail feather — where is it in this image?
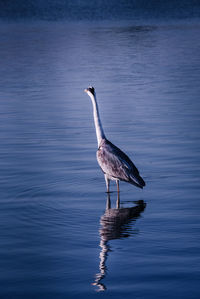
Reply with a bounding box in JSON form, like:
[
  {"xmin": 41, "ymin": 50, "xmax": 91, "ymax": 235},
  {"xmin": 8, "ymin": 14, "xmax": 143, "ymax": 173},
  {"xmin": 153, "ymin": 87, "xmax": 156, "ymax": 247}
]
[{"xmin": 129, "ymin": 174, "xmax": 146, "ymax": 189}]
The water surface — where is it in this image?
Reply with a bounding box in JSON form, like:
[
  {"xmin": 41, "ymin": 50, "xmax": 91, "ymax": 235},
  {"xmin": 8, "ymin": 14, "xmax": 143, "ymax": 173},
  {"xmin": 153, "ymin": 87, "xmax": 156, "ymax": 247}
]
[{"xmin": 0, "ymin": 21, "xmax": 200, "ymax": 298}]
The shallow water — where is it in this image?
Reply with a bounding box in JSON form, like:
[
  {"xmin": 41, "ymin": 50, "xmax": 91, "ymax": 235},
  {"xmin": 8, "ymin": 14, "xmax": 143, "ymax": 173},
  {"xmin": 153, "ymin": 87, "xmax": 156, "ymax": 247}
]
[{"xmin": 0, "ymin": 21, "xmax": 200, "ymax": 298}]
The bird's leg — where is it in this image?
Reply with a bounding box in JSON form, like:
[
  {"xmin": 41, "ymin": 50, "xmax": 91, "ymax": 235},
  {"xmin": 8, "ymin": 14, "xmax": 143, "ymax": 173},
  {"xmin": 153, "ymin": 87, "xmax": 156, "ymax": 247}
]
[
  {"xmin": 116, "ymin": 195, "xmax": 120, "ymax": 209},
  {"xmin": 106, "ymin": 193, "xmax": 111, "ymax": 210},
  {"xmin": 116, "ymin": 180, "xmax": 120, "ymax": 208},
  {"xmin": 116, "ymin": 180, "xmax": 120, "ymax": 193},
  {"xmin": 105, "ymin": 175, "xmax": 110, "ymax": 193}
]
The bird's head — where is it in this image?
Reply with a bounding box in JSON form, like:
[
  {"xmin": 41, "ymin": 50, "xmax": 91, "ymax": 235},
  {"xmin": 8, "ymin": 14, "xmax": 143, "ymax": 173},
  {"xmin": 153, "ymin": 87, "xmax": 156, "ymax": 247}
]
[{"xmin": 84, "ymin": 86, "xmax": 96, "ymax": 98}]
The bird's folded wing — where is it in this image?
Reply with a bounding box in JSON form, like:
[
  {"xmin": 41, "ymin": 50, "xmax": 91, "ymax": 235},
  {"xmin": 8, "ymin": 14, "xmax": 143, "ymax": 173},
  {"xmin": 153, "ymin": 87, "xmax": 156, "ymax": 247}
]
[{"xmin": 96, "ymin": 139, "xmax": 138, "ymax": 182}]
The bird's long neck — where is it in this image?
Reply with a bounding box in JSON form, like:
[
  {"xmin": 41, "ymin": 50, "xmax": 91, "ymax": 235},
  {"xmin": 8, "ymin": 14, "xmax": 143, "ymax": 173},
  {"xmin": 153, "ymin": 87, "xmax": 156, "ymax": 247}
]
[{"xmin": 90, "ymin": 93, "xmax": 105, "ymax": 147}]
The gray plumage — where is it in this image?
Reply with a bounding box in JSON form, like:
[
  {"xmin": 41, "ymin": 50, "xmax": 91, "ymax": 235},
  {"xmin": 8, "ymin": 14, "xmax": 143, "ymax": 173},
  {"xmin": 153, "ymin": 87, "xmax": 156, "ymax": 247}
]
[{"xmin": 97, "ymin": 138, "xmax": 145, "ymax": 189}]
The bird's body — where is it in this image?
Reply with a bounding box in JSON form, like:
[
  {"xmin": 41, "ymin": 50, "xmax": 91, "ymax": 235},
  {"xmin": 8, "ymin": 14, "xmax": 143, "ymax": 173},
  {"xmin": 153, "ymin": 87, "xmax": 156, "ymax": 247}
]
[
  {"xmin": 84, "ymin": 86, "xmax": 145, "ymax": 193},
  {"xmin": 97, "ymin": 138, "xmax": 145, "ymax": 189}
]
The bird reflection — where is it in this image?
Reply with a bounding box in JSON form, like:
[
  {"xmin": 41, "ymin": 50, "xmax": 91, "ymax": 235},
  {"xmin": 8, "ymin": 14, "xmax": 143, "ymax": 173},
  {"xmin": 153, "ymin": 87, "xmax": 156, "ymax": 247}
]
[{"xmin": 93, "ymin": 194, "xmax": 146, "ymax": 291}]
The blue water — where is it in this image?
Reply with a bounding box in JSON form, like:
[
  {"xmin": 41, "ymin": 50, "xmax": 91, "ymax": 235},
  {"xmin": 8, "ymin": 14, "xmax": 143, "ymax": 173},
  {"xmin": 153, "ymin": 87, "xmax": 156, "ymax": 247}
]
[
  {"xmin": 0, "ymin": 19, "xmax": 200, "ymax": 298},
  {"xmin": 0, "ymin": 0, "xmax": 200, "ymax": 21}
]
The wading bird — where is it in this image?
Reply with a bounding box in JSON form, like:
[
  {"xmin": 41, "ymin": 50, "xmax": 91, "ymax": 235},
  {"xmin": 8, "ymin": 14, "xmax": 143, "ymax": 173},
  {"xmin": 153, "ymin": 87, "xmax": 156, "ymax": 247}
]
[{"xmin": 84, "ymin": 86, "xmax": 145, "ymax": 193}]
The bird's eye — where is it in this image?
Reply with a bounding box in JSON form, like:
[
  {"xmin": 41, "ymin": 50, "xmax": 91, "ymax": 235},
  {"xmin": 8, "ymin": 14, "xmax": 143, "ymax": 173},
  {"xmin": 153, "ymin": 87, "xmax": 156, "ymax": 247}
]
[{"xmin": 89, "ymin": 87, "xmax": 94, "ymax": 94}]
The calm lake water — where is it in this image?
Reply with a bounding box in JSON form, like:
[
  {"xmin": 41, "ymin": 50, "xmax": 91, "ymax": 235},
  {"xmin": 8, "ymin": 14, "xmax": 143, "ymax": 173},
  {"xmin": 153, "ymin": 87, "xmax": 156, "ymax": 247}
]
[{"xmin": 0, "ymin": 20, "xmax": 200, "ymax": 298}]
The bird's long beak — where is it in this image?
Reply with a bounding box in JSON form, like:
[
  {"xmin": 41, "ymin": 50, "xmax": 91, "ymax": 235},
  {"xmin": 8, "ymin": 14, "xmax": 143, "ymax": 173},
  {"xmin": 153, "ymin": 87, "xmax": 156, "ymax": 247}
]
[{"xmin": 84, "ymin": 88, "xmax": 88, "ymax": 93}]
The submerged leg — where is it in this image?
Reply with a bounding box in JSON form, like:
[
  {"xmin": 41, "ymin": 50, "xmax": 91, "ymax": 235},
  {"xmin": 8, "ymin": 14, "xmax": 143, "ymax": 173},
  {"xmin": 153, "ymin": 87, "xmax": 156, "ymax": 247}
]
[
  {"xmin": 106, "ymin": 193, "xmax": 111, "ymax": 210},
  {"xmin": 116, "ymin": 193, "xmax": 120, "ymax": 209},
  {"xmin": 104, "ymin": 175, "xmax": 110, "ymax": 193},
  {"xmin": 116, "ymin": 180, "xmax": 120, "ymax": 208}
]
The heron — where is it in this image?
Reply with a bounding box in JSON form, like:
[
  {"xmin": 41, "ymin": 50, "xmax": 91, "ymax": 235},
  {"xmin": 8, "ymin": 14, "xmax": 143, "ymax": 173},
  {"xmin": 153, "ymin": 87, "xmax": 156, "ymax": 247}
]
[{"xmin": 84, "ymin": 86, "xmax": 145, "ymax": 194}]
